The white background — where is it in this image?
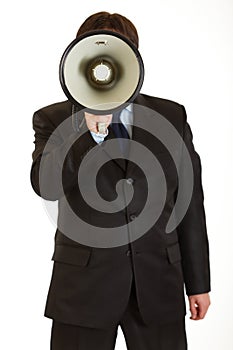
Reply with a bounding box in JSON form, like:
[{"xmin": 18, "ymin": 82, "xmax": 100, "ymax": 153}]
[{"xmin": 1, "ymin": 0, "xmax": 232, "ymax": 349}]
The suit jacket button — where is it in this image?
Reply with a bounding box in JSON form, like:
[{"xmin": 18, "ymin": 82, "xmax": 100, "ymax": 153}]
[
  {"xmin": 126, "ymin": 250, "xmax": 131, "ymax": 256},
  {"xmin": 126, "ymin": 178, "xmax": 134, "ymax": 185},
  {"xmin": 129, "ymin": 214, "xmax": 137, "ymax": 221}
]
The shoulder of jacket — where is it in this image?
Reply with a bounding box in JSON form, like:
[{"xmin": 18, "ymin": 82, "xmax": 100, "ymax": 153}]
[
  {"xmin": 135, "ymin": 93, "xmax": 186, "ymax": 134},
  {"xmin": 137, "ymin": 93, "xmax": 185, "ymax": 121},
  {"xmin": 137, "ymin": 93, "xmax": 183, "ymax": 109},
  {"xmin": 33, "ymin": 100, "xmax": 73, "ymax": 126},
  {"xmin": 34, "ymin": 100, "xmax": 72, "ymax": 116}
]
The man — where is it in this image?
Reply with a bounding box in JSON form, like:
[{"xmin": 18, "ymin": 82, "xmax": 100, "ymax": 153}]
[{"xmin": 31, "ymin": 12, "xmax": 211, "ymax": 350}]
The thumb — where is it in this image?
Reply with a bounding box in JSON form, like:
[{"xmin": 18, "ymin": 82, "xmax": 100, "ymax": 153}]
[{"xmin": 189, "ymin": 298, "xmax": 198, "ymax": 319}]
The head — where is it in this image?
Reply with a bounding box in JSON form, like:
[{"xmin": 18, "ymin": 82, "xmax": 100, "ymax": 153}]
[{"xmin": 76, "ymin": 12, "xmax": 139, "ymax": 49}]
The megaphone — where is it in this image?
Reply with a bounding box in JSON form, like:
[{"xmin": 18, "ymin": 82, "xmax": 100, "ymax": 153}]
[{"xmin": 59, "ymin": 30, "xmax": 144, "ymax": 114}]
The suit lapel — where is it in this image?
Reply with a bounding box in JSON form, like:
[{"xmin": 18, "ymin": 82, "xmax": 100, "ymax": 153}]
[
  {"xmin": 102, "ymin": 124, "xmax": 128, "ymax": 172},
  {"xmin": 125, "ymin": 102, "xmax": 147, "ymax": 175}
]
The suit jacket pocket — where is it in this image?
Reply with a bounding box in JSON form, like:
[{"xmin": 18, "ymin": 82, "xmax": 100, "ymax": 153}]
[
  {"xmin": 166, "ymin": 242, "xmax": 182, "ymax": 264},
  {"xmin": 51, "ymin": 244, "xmax": 92, "ymax": 267}
]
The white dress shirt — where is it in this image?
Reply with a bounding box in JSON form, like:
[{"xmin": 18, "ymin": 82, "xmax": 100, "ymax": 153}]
[{"xmin": 90, "ymin": 104, "xmax": 133, "ymax": 144}]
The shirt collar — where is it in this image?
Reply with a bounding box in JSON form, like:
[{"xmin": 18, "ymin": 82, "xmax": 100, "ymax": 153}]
[{"xmin": 125, "ymin": 103, "xmax": 133, "ymax": 112}]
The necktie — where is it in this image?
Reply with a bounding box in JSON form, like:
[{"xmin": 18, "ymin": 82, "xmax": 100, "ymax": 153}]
[{"xmin": 111, "ymin": 110, "xmax": 130, "ymax": 158}]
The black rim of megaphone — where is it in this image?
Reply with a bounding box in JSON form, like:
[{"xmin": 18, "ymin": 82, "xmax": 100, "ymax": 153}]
[{"xmin": 59, "ymin": 29, "xmax": 144, "ymax": 115}]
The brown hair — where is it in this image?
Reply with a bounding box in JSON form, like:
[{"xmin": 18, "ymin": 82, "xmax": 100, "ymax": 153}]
[{"xmin": 76, "ymin": 12, "xmax": 139, "ymax": 48}]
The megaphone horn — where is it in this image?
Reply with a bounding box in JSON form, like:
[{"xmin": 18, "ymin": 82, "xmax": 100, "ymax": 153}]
[{"xmin": 59, "ymin": 30, "xmax": 144, "ymax": 114}]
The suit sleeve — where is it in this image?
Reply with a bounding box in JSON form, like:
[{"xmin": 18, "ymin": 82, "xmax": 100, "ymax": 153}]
[
  {"xmin": 30, "ymin": 109, "xmax": 97, "ymax": 200},
  {"xmin": 177, "ymin": 105, "xmax": 211, "ymax": 296}
]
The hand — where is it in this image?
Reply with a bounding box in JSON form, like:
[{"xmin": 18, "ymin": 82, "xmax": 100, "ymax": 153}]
[
  {"xmin": 188, "ymin": 293, "xmax": 211, "ymax": 320},
  {"xmin": 84, "ymin": 113, "xmax": 112, "ymax": 134}
]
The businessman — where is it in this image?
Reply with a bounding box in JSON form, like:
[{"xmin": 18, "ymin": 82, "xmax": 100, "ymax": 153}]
[{"xmin": 31, "ymin": 12, "xmax": 211, "ymax": 350}]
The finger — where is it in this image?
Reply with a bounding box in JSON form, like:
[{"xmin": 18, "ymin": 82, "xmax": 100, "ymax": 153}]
[
  {"xmin": 87, "ymin": 122, "xmax": 99, "ymax": 133},
  {"xmin": 85, "ymin": 119, "xmax": 98, "ymax": 132},
  {"xmin": 197, "ymin": 302, "xmax": 207, "ymax": 319},
  {"xmin": 189, "ymin": 299, "xmax": 198, "ymax": 320},
  {"xmin": 96, "ymin": 116, "xmax": 112, "ymax": 125},
  {"xmin": 85, "ymin": 113, "xmax": 112, "ymax": 122},
  {"xmin": 87, "ymin": 125, "xmax": 98, "ymax": 133}
]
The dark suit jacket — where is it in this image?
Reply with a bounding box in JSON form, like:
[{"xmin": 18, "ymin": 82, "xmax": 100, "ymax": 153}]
[{"xmin": 30, "ymin": 93, "xmax": 211, "ymax": 328}]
